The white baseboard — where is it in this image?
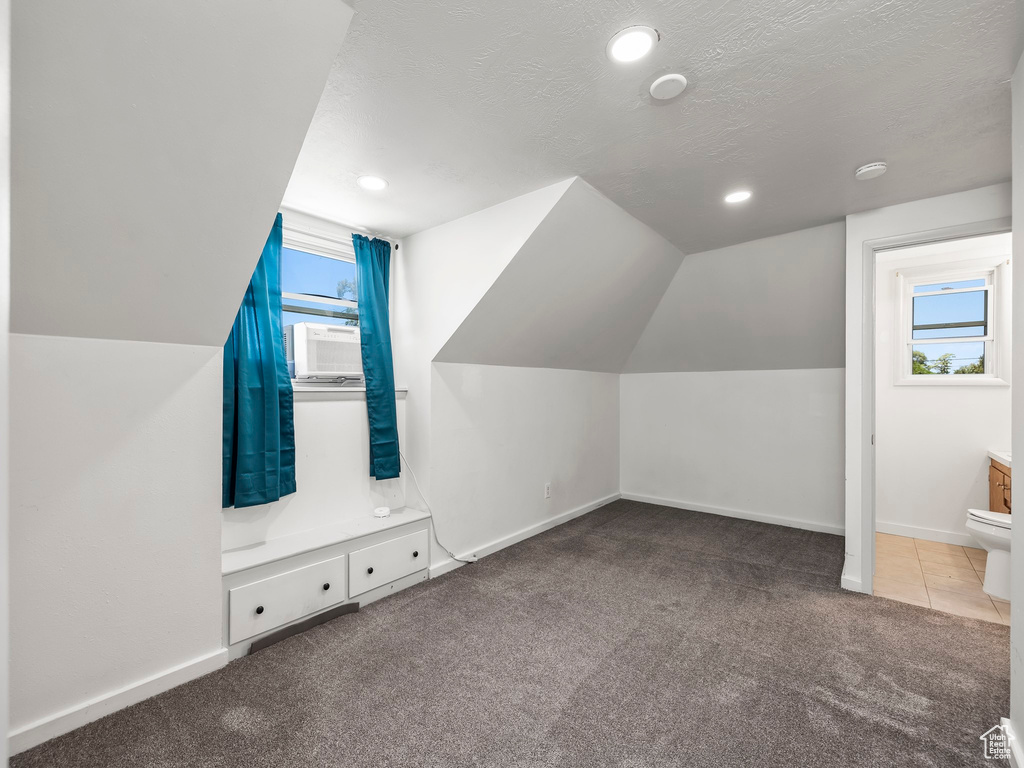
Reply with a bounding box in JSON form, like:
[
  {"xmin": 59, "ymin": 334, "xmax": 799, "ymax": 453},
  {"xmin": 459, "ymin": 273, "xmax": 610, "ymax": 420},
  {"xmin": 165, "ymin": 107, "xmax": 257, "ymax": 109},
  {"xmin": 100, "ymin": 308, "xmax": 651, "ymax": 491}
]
[
  {"xmin": 429, "ymin": 493, "xmax": 621, "ymax": 578},
  {"xmin": 9, "ymin": 647, "xmax": 228, "ymax": 755},
  {"xmin": 875, "ymin": 520, "xmax": 975, "ymax": 547},
  {"xmin": 841, "ymin": 565, "xmax": 865, "ymax": 593},
  {"xmin": 619, "ymin": 492, "xmax": 845, "ymax": 536}
]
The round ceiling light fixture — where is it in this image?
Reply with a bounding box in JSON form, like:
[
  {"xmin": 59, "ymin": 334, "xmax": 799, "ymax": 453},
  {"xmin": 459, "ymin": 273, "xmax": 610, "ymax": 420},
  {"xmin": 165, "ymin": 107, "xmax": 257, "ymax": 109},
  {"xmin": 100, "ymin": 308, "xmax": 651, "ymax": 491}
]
[
  {"xmin": 724, "ymin": 190, "xmax": 752, "ymax": 204},
  {"xmin": 854, "ymin": 162, "xmax": 887, "ymax": 181},
  {"xmin": 607, "ymin": 26, "xmax": 659, "ymax": 63},
  {"xmin": 357, "ymin": 175, "xmax": 389, "ymax": 191},
  {"xmin": 649, "ymin": 73, "xmax": 687, "ymax": 100}
]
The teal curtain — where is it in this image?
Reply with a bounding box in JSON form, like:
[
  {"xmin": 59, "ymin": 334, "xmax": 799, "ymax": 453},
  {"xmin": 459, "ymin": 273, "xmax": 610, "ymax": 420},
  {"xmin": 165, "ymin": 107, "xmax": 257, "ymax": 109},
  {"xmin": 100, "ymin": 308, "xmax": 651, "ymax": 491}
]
[
  {"xmin": 222, "ymin": 214, "xmax": 297, "ymax": 508},
  {"xmin": 353, "ymin": 234, "xmax": 400, "ymax": 480}
]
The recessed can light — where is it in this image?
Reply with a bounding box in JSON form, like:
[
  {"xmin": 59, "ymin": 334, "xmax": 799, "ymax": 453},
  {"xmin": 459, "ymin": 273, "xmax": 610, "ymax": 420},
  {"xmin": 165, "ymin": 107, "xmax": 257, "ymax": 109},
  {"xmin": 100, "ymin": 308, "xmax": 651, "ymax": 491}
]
[
  {"xmin": 607, "ymin": 26, "xmax": 659, "ymax": 63},
  {"xmin": 724, "ymin": 190, "xmax": 752, "ymax": 204},
  {"xmin": 357, "ymin": 175, "xmax": 389, "ymax": 191},
  {"xmin": 854, "ymin": 162, "xmax": 887, "ymax": 181}
]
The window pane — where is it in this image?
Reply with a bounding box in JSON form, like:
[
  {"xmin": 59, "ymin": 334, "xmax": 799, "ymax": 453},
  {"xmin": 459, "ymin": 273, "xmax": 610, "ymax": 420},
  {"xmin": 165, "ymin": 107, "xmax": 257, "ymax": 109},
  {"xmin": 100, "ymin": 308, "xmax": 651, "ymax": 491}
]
[
  {"xmin": 912, "ymin": 290, "xmax": 985, "ymax": 339},
  {"xmin": 281, "ymin": 247, "xmax": 357, "ymax": 301},
  {"xmin": 913, "ymin": 325, "xmax": 986, "ymax": 340},
  {"xmin": 283, "ymin": 310, "xmax": 358, "ymax": 329},
  {"xmin": 913, "ymin": 278, "xmax": 986, "ymax": 293},
  {"xmin": 911, "ymin": 342, "xmax": 985, "ymax": 375}
]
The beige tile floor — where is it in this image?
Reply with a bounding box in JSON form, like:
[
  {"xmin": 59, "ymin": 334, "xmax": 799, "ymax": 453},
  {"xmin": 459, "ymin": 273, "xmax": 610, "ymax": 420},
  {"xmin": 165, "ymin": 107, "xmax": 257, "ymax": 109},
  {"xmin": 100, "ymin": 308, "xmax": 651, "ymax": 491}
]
[{"xmin": 873, "ymin": 532, "xmax": 1009, "ymax": 624}]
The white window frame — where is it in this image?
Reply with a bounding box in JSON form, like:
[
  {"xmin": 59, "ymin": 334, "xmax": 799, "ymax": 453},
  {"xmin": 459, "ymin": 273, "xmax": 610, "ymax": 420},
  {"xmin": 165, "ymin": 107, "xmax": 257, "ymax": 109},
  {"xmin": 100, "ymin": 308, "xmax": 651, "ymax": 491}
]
[
  {"xmin": 280, "ymin": 212, "xmax": 359, "ymax": 326},
  {"xmin": 894, "ymin": 261, "xmax": 1007, "ymax": 386}
]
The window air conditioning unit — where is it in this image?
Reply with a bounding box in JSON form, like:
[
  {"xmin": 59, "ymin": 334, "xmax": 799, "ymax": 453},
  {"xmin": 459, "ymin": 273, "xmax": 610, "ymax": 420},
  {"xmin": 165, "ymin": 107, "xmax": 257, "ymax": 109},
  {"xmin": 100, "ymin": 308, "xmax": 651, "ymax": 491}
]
[{"xmin": 285, "ymin": 322, "xmax": 363, "ymax": 380}]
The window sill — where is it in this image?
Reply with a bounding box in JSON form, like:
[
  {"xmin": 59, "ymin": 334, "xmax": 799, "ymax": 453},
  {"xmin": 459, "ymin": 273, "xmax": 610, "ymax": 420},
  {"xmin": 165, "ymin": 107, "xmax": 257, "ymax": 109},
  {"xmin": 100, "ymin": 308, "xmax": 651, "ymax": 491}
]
[
  {"xmin": 894, "ymin": 377, "xmax": 1010, "ymax": 388},
  {"xmin": 291, "ymin": 382, "xmax": 409, "ymax": 401}
]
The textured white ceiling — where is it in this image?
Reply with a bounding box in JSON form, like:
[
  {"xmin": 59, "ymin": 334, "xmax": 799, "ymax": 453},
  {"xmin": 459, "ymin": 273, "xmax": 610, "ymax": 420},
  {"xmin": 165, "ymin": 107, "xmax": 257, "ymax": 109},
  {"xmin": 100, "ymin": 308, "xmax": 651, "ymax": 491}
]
[{"xmin": 284, "ymin": 0, "xmax": 1017, "ymax": 253}]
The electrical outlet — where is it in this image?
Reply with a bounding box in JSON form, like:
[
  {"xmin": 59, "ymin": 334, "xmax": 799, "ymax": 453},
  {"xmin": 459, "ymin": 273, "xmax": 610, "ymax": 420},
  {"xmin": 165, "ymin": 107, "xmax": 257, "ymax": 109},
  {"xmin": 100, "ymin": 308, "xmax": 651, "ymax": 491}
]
[{"xmin": 544, "ymin": 482, "xmax": 552, "ymax": 499}]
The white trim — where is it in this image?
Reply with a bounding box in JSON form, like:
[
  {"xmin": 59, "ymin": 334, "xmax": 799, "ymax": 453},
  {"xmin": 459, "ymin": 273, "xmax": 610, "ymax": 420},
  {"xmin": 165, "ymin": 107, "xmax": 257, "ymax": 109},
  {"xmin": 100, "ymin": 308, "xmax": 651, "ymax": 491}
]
[
  {"xmin": 840, "ymin": 567, "xmax": 864, "ymax": 593},
  {"xmin": 429, "ymin": 494, "xmax": 621, "ymax": 578},
  {"xmin": 9, "ymin": 647, "xmax": 228, "ymax": 755},
  {"xmin": 1003, "ymin": 718, "xmax": 1023, "ymax": 768},
  {"xmin": 282, "ymin": 292, "xmax": 357, "ymax": 310},
  {"xmin": 619, "ymin": 493, "xmax": 845, "ymax": 535},
  {"xmin": 895, "ymin": 261, "xmax": 1002, "ymax": 383},
  {"xmin": 875, "ymin": 520, "xmax": 976, "ymax": 547},
  {"xmin": 840, "ymin": 568, "xmax": 864, "ymax": 592},
  {"xmin": 893, "ymin": 375, "xmax": 1009, "ymax": 387},
  {"xmin": 281, "ymin": 226, "xmax": 356, "ymax": 262},
  {"xmin": 291, "ymin": 384, "xmax": 409, "ymax": 399},
  {"xmin": 845, "ymin": 207, "xmax": 1012, "ymax": 599},
  {"xmin": 278, "ymin": 204, "xmax": 396, "ymax": 246}
]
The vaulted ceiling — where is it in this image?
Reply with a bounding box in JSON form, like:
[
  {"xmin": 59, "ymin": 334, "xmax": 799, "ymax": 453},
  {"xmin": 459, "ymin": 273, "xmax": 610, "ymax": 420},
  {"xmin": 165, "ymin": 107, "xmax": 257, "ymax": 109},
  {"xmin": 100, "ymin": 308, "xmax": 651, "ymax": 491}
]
[{"xmin": 284, "ymin": 0, "xmax": 1017, "ymax": 254}]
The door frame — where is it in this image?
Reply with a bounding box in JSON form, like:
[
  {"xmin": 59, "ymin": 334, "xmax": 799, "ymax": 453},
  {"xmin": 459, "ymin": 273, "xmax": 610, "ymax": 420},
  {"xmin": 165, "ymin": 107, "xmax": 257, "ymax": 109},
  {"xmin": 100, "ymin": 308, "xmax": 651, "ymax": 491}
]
[{"xmin": 843, "ymin": 215, "xmax": 1012, "ymax": 595}]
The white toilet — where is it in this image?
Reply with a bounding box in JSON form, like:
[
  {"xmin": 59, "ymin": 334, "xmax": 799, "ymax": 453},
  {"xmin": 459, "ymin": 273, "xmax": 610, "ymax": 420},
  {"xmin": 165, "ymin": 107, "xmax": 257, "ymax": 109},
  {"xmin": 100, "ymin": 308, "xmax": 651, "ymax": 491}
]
[{"xmin": 966, "ymin": 508, "xmax": 1012, "ymax": 601}]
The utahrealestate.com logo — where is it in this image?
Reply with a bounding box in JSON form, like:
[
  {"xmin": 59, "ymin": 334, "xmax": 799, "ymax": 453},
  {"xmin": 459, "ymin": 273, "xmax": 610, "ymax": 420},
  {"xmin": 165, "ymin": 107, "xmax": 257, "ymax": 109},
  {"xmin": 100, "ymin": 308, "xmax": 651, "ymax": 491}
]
[{"xmin": 981, "ymin": 723, "xmax": 1014, "ymax": 760}]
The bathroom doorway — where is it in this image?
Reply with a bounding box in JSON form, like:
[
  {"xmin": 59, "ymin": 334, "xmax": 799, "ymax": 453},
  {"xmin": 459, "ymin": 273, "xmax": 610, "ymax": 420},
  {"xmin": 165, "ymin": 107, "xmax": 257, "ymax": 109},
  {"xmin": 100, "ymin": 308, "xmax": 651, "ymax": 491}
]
[{"xmin": 871, "ymin": 232, "xmax": 1012, "ymax": 622}]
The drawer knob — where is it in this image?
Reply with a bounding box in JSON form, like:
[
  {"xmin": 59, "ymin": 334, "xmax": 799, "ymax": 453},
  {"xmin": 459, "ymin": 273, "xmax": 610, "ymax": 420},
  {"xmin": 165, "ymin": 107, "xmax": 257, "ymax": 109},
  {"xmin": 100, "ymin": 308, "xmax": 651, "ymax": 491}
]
[
  {"xmin": 413, "ymin": 550, "xmax": 419, "ymax": 558},
  {"xmin": 322, "ymin": 582, "xmax": 330, "ymax": 591},
  {"xmin": 255, "ymin": 605, "xmax": 264, "ymax": 615},
  {"xmin": 367, "ymin": 567, "xmax": 374, "ymax": 575}
]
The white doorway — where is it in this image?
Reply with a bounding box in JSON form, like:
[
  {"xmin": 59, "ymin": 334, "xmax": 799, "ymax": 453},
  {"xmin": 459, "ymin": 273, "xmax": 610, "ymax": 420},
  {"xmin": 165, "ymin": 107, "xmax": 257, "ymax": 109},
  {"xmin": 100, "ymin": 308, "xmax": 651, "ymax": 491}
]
[
  {"xmin": 841, "ymin": 183, "xmax": 1012, "ymax": 596},
  {"xmin": 870, "ymin": 233, "xmax": 1011, "ymax": 620}
]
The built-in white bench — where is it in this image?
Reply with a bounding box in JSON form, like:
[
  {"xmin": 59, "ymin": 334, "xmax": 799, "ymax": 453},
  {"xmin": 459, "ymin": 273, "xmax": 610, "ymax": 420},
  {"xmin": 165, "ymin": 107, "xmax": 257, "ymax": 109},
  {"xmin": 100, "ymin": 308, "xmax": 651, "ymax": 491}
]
[{"xmin": 221, "ymin": 507, "xmax": 431, "ymax": 658}]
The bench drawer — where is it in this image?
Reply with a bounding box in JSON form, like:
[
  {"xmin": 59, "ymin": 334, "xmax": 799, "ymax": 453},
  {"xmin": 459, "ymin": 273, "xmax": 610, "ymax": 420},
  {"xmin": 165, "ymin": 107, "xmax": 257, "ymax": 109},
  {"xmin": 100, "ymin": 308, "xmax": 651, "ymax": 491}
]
[
  {"xmin": 349, "ymin": 529, "xmax": 428, "ymax": 597},
  {"xmin": 229, "ymin": 555, "xmax": 347, "ymax": 643}
]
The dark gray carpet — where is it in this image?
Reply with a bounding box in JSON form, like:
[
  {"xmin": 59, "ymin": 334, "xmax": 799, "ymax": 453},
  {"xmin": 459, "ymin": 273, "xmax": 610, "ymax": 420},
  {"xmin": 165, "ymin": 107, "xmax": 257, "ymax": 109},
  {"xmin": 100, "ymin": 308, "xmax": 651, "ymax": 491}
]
[{"xmin": 14, "ymin": 500, "xmax": 1010, "ymax": 767}]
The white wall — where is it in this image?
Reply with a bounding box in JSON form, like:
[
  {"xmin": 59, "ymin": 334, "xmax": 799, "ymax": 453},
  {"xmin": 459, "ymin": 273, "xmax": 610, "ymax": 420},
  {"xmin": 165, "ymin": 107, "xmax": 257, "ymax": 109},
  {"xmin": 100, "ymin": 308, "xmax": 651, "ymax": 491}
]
[
  {"xmin": 430, "ymin": 363, "xmax": 619, "ymax": 570},
  {"xmin": 620, "ymin": 369, "xmax": 845, "ymax": 534},
  {"xmin": 1010, "ymin": 48, "xmax": 1024, "ymax": 748},
  {"xmin": 393, "ymin": 180, "xmax": 571, "ymax": 503},
  {"xmin": 844, "ymin": 182, "xmax": 1012, "ymax": 593},
  {"xmin": 8, "ymin": 335, "xmax": 224, "ymax": 750},
  {"xmin": 620, "ymin": 223, "xmax": 847, "ymax": 535},
  {"xmin": 12, "ymin": 0, "xmax": 352, "ymax": 346},
  {"xmin": 874, "ymin": 236, "xmax": 1012, "ymax": 546},
  {"xmin": 0, "ymin": 0, "xmax": 9, "ymax": 760},
  {"xmin": 221, "ymin": 395, "xmax": 408, "ymax": 551},
  {"xmin": 625, "ymin": 223, "xmax": 847, "ymax": 373},
  {"xmin": 437, "ymin": 179, "xmax": 683, "ymax": 372},
  {"xmin": 394, "ymin": 180, "xmax": 640, "ymax": 572}
]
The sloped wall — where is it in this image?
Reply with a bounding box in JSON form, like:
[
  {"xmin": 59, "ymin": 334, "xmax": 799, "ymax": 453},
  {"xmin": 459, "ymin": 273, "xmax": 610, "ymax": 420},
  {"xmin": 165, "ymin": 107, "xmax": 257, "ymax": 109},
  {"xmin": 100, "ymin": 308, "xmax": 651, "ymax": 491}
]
[
  {"xmin": 12, "ymin": 0, "xmax": 353, "ymax": 346},
  {"xmin": 437, "ymin": 179, "xmax": 684, "ymax": 372},
  {"xmin": 620, "ymin": 223, "xmax": 847, "ymax": 532},
  {"xmin": 625, "ymin": 223, "xmax": 845, "ymax": 373}
]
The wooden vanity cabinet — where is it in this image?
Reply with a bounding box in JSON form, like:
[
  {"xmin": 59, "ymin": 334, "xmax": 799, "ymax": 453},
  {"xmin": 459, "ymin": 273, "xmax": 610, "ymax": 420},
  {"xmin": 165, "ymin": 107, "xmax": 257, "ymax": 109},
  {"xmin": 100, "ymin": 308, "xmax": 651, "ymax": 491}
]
[{"xmin": 990, "ymin": 458, "xmax": 1012, "ymax": 515}]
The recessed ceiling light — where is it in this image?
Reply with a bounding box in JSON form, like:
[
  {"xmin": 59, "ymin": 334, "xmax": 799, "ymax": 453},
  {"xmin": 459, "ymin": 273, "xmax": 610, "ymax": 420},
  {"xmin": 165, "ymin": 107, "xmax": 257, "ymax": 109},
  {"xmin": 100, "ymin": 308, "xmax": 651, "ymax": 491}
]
[
  {"xmin": 854, "ymin": 162, "xmax": 887, "ymax": 181},
  {"xmin": 607, "ymin": 26, "xmax": 659, "ymax": 63},
  {"xmin": 650, "ymin": 73, "xmax": 687, "ymax": 100},
  {"xmin": 724, "ymin": 190, "xmax": 752, "ymax": 204},
  {"xmin": 357, "ymin": 175, "xmax": 388, "ymax": 191}
]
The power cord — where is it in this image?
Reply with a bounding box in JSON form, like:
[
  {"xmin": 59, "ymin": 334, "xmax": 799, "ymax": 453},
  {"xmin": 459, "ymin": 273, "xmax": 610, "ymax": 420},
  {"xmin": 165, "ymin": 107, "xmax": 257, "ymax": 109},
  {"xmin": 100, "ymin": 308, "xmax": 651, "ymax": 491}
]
[{"xmin": 399, "ymin": 449, "xmax": 475, "ymax": 565}]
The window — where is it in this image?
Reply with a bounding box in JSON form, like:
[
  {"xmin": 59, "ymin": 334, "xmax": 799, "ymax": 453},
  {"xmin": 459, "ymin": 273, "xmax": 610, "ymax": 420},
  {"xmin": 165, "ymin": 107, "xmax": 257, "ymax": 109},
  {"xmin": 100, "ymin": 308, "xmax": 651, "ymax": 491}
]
[
  {"xmin": 280, "ymin": 220, "xmax": 358, "ymax": 329},
  {"xmin": 900, "ymin": 269, "xmax": 998, "ymax": 381}
]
